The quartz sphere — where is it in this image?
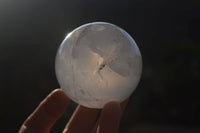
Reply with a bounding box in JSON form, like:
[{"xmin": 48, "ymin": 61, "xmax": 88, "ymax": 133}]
[{"xmin": 55, "ymin": 22, "xmax": 142, "ymax": 108}]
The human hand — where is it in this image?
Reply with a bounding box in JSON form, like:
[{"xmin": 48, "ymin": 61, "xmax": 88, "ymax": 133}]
[{"xmin": 19, "ymin": 89, "xmax": 128, "ymax": 133}]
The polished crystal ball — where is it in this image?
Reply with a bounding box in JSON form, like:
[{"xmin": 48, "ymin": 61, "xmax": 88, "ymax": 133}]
[{"xmin": 55, "ymin": 22, "xmax": 142, "ymax": 108}]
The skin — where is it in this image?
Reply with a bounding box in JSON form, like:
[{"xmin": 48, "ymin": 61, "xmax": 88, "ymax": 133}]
[{"xmin": 19, "ymin": 89, "xmax": 128, "ymax": 133}]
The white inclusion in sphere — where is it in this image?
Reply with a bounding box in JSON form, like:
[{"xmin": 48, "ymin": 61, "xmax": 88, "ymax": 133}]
[{"xmin": 55, "ymin": 22, "xmax": 142, "ymax": 108}]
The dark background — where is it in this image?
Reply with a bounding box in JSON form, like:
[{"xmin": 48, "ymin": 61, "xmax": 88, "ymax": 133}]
[{"xmin": 0, "ymin": 0, "xmax": 200, "ymax": 132}]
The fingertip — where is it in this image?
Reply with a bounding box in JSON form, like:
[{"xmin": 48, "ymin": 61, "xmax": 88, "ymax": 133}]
[
  {"xmin": 103, "ymin": 101, "xmax": 121, "ymax": 113},
  {"xmin": 64, "ymin": 105, "xmax": 100, "ymax": 133},
  {"xmin": 97, "ymin": 101, "xmax": 121, "ymax": 133},
  {"xmin": 102, "ymin": 101, "xmax": 121, "ymax": 121},
  {"xmin": 92, "ymin": 100, "xmax": 129, "ymax": 133},
  {"xmin": 120, "ymin": 98, "xmax": 129, "ymax": 115},
  {"xmin": 48, "ymin": 89, "xmax": 70, "ymax": 105},
  {"xmin": 49, "ymin": 88, "xmax": 67, "ymax": 98}
]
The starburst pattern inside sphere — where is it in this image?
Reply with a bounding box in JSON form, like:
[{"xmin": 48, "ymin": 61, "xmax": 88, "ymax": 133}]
[{"xmin": 55, "ymin": 22, "xmax": 142, "ymax": 108}]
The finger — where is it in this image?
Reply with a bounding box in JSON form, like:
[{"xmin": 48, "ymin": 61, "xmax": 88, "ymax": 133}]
[
  {"xmin": 120, "ymin": 98, "xmax": 129, "ymax": 116},
  {"xmin": 63, "ymin": 105, "xmax": 100, "ymax": 133},
  {"xmin": 91, "ymin": 99, "xmax": 129, "ymax": 133},
  {"xmin": 97, "ymin": 101, "xmax": 121, "ymax": 133},
  {"xmin": 19, "ymin": 89, "xmax": 70, "ymax": 133}
]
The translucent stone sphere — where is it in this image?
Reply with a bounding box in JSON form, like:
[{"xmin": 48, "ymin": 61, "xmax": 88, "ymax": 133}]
[{"xmin": 55, "ymin": 22, "xmax": 142, "ymax": 108}]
